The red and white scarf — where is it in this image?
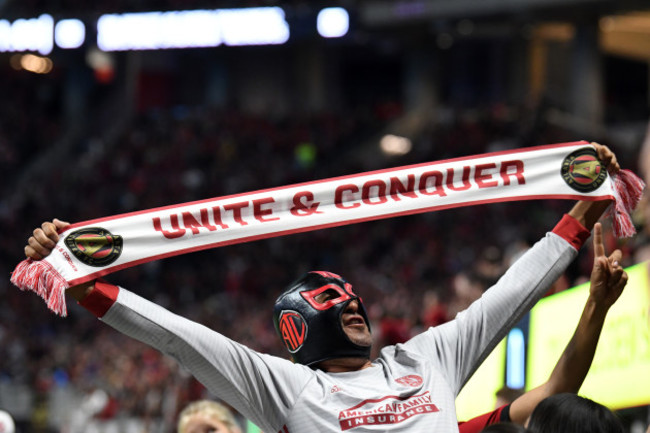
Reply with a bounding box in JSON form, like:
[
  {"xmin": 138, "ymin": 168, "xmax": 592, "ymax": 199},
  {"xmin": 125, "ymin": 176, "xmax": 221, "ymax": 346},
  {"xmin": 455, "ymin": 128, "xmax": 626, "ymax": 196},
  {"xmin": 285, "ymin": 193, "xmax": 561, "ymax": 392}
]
[{"xmin": 11, "ymin": 141, "xmax": 645, "ymax": 316}]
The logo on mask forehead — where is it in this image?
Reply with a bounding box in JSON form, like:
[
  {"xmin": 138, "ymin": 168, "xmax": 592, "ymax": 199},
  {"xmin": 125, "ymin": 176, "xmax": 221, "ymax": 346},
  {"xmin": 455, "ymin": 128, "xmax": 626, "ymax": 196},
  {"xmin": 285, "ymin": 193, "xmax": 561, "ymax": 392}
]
[
  {"xmin": 64, "ymin": 227, "xmax": 123, "ymax": 267},
  {"xmin": 278, "ymin": 310, "xmax": 308, "ymax": 353}
]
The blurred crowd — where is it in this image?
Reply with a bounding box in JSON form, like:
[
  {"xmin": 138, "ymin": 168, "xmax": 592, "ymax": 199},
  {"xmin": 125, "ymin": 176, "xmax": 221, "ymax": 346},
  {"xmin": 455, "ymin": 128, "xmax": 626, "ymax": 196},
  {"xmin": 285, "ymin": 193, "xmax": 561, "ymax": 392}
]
[{"xmin": 0, "ymin": 68, "xmax": 649, "ymax": 433}]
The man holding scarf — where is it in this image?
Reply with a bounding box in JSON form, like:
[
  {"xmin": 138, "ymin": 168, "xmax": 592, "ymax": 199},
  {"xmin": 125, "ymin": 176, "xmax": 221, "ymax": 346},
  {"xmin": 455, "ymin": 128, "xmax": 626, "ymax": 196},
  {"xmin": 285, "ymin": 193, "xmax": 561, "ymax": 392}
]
[{"xmin": 23, "ymin": 144, "xmax": 628, "ymax": 432}]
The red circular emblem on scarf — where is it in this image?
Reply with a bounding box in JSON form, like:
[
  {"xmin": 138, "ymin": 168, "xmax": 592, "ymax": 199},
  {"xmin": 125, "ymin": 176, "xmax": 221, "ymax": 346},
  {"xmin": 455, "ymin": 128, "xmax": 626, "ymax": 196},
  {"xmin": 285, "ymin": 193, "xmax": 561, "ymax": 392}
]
[{"xmin": 561, "ymin": 148, "xmax": 607, "ymax": 192}]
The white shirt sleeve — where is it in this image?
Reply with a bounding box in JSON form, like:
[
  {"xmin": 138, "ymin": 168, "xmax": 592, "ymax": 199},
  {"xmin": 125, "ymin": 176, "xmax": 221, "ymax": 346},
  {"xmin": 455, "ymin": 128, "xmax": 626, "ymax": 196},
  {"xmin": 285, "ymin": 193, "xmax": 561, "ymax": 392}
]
[
  {"xmin": 402, "ymin": 231, "xmax": 579, "ymax": 395},
  {"xmin": 100, "ymin": 288, "xmax": 314, "ymax": 433}
]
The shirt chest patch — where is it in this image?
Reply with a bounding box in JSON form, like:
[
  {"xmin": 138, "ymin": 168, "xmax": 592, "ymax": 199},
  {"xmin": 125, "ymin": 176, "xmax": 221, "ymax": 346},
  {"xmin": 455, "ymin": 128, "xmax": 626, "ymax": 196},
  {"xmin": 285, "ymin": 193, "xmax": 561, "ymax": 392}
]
[{"xmin": 337, "ymin": 391, "xmax": 439, "ymax": 430}]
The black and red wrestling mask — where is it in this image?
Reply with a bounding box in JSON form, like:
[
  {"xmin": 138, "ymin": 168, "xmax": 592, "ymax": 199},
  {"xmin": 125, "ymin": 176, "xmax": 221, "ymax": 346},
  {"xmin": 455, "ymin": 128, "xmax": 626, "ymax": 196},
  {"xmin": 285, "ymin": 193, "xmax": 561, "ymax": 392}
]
[{"xmin": 272, "ymin": 271, "xmax": 372, "ymax": 367}]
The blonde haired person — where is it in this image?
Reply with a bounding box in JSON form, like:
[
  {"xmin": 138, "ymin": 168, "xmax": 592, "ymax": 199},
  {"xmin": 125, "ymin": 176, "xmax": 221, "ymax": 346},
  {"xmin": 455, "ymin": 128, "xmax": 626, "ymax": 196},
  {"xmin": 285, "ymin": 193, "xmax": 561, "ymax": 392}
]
[{"xmin": 178, "ymin": 400, "xmax": 242, "ymax": 433}]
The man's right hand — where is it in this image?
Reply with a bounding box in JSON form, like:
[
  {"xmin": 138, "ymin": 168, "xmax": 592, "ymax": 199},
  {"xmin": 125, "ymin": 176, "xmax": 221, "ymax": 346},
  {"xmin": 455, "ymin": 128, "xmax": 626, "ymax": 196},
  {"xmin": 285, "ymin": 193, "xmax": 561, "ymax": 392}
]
[{"xmin": 25, "ymin": 218, "xmax": 70, "ymax": 260}]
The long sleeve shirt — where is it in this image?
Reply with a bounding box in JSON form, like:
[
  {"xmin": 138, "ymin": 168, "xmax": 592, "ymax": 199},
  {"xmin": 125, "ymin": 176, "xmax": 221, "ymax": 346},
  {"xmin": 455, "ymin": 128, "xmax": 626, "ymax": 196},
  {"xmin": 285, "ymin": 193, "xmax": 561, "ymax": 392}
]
[{"xmin": 79, "ymin": 214, "xmax": 590, "ymax": 433}]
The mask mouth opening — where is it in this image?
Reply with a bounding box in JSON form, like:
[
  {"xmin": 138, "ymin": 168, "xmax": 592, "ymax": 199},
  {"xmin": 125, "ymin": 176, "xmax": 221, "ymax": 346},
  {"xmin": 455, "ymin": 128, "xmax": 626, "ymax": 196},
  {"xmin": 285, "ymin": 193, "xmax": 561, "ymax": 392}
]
[
  {"xmin": 339, "ymin": 298, "xmax": 368, "ymax": 330},
  {"xmin": 334, "ymin": 298, "xmax": 372, "ymax": 354}
]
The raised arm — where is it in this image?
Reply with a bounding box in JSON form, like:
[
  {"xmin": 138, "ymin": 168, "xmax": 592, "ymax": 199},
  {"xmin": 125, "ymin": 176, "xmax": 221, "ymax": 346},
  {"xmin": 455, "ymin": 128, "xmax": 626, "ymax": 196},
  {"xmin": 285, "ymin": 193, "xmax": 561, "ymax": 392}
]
[
  {"xmin": 508, "ymin": 222, "xmax": 628, "ymax": 425},
  {"xmin": 404, "ymin": 143, "xmax": 622, "ymax": 394},
  {"xmin": 24, "ymin": 219, "xmax": 312, "ymax": 433}
]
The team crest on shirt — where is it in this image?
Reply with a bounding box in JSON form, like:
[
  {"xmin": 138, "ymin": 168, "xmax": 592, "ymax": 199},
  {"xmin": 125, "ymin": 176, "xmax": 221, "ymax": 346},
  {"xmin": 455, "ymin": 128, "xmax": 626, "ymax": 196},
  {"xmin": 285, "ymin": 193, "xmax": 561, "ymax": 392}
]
[
  {"xmin": 64, "ymin": 227, "xmax": 123, "ymax": 267},
  {"xmin": 278, "ymin": 310, "xmax": 308, "ymax": 353},
  {"xmin": 561, "ymin": 147, "xmax": 607, "ymax": 192},
  {"xmin": 395, "ymin": 375, "xmax": 423, "ymax": 387}
]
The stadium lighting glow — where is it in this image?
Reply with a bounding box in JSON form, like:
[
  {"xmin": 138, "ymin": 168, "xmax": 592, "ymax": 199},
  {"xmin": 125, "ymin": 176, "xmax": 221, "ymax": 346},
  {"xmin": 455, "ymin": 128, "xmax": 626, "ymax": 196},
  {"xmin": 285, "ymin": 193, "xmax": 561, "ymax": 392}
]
[
  {"xmin": 0, "ymin": 14, "xmax": 54, "ymax": 55},
  {"xmin": 86, "ymin": 48, "xmax": 115, "ymax": 83},
  {"xmin": 380, "ymin": 134, "xmax": 412, "ymax": 156},
  {"xmin": 97, "ymin": 7, "xmax": 290, "ymax": 51},
  {"xmin": 55, "ymin": 19, "xmax": 86, "ymax": 49},
  {"xmin": 19, "ymin": 54, "xmax": 53, "ymax": 74},
  {"xmin": 219, "ymin": 8, "xmax": 290, "ymax": 46},
  {"xmin": 317, "ymin": 7, "xmax": 349, "ymax": 38},
  {"xmin": 9, "ymin": 54, "xmax": 22, "ymax": 70}
]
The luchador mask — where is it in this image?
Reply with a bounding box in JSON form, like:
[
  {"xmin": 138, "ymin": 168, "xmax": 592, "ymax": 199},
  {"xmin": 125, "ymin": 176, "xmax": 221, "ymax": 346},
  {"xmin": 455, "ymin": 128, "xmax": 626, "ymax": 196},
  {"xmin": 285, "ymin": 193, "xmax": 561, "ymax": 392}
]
[{"xmin": 273, "ymin": 271, "xmax": 372, "ymax": 367}]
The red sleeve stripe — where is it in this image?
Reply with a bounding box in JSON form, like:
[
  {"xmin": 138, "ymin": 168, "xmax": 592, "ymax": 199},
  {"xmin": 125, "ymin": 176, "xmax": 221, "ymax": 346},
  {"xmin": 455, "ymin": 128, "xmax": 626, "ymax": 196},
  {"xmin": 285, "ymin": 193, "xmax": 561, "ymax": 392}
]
[
  {"xmin": 78, "ymin": 280, "xmax": 119, "ymax": 318},
  {"xmin": 551, "ymin": 214, "xmax": 591, "ymax": 250}
]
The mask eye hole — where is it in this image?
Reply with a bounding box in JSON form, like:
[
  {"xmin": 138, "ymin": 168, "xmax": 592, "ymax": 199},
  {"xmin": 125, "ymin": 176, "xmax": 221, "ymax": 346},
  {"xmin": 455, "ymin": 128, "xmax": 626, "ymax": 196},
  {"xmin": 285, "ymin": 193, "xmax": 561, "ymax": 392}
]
[
  {"xmin": 301, "ymin": 284, "xmax": 352, "ymax": 311},
  {"xmin": 314, "ymin": 288, "xmax": 342, "ymax": 304}
]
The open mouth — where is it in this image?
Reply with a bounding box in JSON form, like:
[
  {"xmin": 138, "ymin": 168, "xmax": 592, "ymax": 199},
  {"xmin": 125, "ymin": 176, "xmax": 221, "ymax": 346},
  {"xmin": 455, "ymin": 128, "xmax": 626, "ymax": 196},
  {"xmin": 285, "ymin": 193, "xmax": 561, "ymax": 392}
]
[{"xmin": 344, "ymin": 315, "xmax": 366, "ymax": 327}]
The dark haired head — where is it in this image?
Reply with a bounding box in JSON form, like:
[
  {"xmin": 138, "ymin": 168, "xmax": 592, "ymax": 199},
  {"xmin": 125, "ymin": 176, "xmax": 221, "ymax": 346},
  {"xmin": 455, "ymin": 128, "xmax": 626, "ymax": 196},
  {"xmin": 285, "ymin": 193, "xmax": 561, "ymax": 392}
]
[
  {"xmin": 527, "ymin": 393, "xmax": 624, "ymax": 433},
  {"xmin": 481, "ymin": 422, "xmax": 531, "ymax": 433}
]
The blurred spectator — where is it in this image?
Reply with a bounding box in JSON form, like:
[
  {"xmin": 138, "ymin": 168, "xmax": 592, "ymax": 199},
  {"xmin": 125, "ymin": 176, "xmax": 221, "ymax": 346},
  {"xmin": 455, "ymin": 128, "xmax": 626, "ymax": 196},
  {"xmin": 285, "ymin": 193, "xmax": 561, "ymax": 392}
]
[
  {"xmin": 0, "ymin": 410, "xmax": 15, "ymax": 433},
  {"xmin": 420, "ymin": 290, "xmax": 449, "ymax": 328},
  {"xmin": 177, "ymin": 400, "xmax": 242, "ymax": 433}
]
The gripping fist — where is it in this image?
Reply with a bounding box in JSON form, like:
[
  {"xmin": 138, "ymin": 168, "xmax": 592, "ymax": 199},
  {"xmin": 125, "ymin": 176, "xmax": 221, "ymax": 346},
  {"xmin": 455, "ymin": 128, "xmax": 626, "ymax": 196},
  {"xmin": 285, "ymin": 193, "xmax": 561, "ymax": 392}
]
[{"xmin": 26, "ymin": 218, "xmax": 70, "ymax": 260}]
